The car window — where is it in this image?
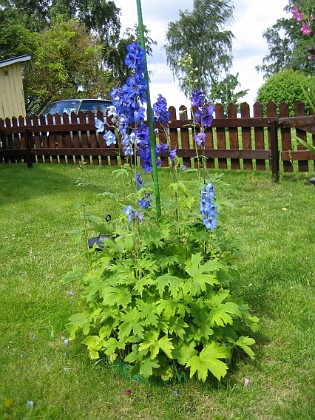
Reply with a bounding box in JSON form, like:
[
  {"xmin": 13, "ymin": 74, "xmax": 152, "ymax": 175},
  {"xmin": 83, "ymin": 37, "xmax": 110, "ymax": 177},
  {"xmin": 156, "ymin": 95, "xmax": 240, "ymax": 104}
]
[
  {"xmin": 79, "ymin": 100, "xmax": 112, "ymax": 114},
  {"xmin": 43, "ymin": 100, "xmax": 81, "ymax": 115}
]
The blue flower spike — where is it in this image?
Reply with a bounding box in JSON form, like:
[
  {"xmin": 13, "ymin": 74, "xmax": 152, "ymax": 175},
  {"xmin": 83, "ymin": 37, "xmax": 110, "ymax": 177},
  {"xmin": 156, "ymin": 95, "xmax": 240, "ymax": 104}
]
[{"xmin": 200, "ymin": 183, "xmax": 218, "ymax": 230}]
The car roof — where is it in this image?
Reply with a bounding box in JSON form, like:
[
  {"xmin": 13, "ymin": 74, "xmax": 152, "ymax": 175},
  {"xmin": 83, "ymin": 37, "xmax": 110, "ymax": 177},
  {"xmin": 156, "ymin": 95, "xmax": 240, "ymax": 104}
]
[{"xmin": 50, "ymin": 98, "xmax": 111, "ymax": 102}]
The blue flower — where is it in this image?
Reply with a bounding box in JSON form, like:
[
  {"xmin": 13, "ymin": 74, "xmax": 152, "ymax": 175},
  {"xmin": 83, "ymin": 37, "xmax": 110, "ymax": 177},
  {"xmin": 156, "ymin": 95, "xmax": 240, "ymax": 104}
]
[
  {"xmin": 156, "ymin": 143, "xmax": 169, "ymax": 156},
  {"xmin": 135, "ymin": 173, "xmax": 144, "ymax": 190},
  {"xmin": 202, "ymin": 105, "xmax": 214, "ymax": 127},
  {"xmin": 103, "ymin": 130, "xmax": 116, "ymax": 146},
  {"xmin": 153, "ymin": 94, "xmax": 170, "ymax": 124},
  {"xmin": 134, "ymin": 106, "xmax": 146, "ymax": 123},
  {"xmin": 194, "ymin": 132, "xmax": 206, "ymax": 147},
  {"xmin": 26, "ymin": 401, "xmax": 34, "ymax": 408},
  {"xmin": 121, "ymin": 132, "xmax": 139, "ymax": 156},
  {"xmin": 138, "ymin": 194, "xmax": 152, "ymax": 209},
  {"xmin": 125, "ymin": 42, "xmax": 146, "ymax": 73},
  {"xmin": 191, "ymin": 89, "xmax": 205, "ymax": 107},
  {"xmin": 123, "ymin": 206, "xmax": 144, "ymax": 223},
  {"xmin": 123, "ymin": 206, "xmax": 134, "ymax": 223},
  {"xmin": 95, "ymin": 119, "xmax": 105, "ymax": 133},
  {"xmin": 200, "ymin": 183, "xmax": 217, "ymax": 230},
  {"xmin": 170, "ymin": 148, "xmax": 177, "ymax": 162},
  {"xmin": 134, "ymin": 210, "xmax": 144, "ymax": 222}
]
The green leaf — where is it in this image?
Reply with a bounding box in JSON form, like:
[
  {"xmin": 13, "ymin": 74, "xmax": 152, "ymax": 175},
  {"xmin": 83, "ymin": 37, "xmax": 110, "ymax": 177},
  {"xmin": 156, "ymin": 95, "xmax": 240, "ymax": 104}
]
[
  {"xmin": 118, "ymin": 307, "xmax": 144, "ymax": 340},
  {"xmin": 186, "ymin": 355, "xmax": 209, "ymax": 382},
  {"xmin": 139, "ymin": 331, "xmax": 174, "ymax": 359},
  {"xmin": 206, "ymin": 289, "xmax": 230, "ymax": 307},
  {"xmin": 104, "ymin": 337, "xmax": 126, "ymax": 355},
  {"xmin": 184, "ymin": 254, "xmax": 221, "ymax": 295},
  {"xmin": 209, "ymin": 302, "xmax": 241, "ymax": 327},
  {"xmin": 136, "ymin": 300, "xmax": 159, "ymax": 327},
  {"xmin": 158, "ymin": 335, "xmax": 174, "ymax": 359},
  {"xmin": 89, "ymin": 349, "xmax": 100, "ymax": 360},
  {"xmin": 132, "ymin": 275, "xmax": 156, "ymax": 296},
  {"xmin": 101, "ymin": 286, "xmax": 132, "ymax": 307},
  {"xmin": 156, "ymin": 299, "xmax": 189, "ymax": 319},
  {"xmin": 296, "ymin": 138, "xmax": 315, "ymax": 153},
  {"xmin": 172, "ymin": 340, "xmax": 198, "ymax": 365},
  {"xmin": 235, "ymin": 336, "xmax": 256, "ymax": 360},
  {"xmin": 186, "ymin": 342, "xmax": 229, "ymax": 382},
  {"xmin": 168, "ymin": 317, "xmax": 189, "ymax": 340},
  {"xmin": 67, "ymin": 311, "xmax": 90, "ymax": 338},
  {"xmin": 156, "ymin": 274, "xmax": 182, "ymax": 298},
  {"xmin": 97, "ymin": 191, "xmax": 120, "ymax": 201},
  {"xmin": 139, "ymin": 357, "xmax": 160, "ymax": 378},
  {"xmin": 62, "ymin": 268, "xmax": 83, "ymax": 284},
  {"xmin": 81, "ymin": 335, "xmax": 104, "ymax": 351}
]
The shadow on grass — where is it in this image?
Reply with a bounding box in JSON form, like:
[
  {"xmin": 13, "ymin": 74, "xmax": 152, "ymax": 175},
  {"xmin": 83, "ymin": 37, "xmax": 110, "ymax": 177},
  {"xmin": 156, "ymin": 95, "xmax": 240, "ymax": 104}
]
[{"xmin": 0, "ymin": 164, "xmax": 113, "ymax": 207}]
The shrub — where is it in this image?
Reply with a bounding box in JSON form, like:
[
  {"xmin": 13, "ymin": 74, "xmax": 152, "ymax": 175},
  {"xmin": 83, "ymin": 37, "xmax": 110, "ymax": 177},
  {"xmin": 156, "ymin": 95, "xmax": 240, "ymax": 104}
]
[{"xmin": 256, "ymin": 69, "xmax": 315, "ymax": 116}]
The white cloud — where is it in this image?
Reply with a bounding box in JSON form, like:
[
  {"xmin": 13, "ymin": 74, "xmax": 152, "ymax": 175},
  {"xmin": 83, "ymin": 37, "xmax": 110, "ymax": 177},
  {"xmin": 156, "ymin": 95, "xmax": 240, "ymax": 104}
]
[{"xmin": 113, "ymin": 0, "xmax": 289, "ymax": 110}]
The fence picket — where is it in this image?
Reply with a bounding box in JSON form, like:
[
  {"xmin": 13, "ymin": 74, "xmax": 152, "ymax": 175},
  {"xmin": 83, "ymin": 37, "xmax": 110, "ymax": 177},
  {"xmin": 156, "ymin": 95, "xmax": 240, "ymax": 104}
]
[
  {"xmin": 253, "ymin": 102, "xmax": 265, "ymax": 171},
  {"xmin": 227, "ymin": 103, "xmax": 240, "ymax": 170},
  {"xmin": 240, "ymin": 103, "xmax": 252, "ymax": 170},
  {"xmin": 215, "ymin": 103, "xmax": 227, "ymax": 169},
  {"xmin": 279, "ymin": 101, "xmax": 292, "ymax": 173},
  {"xmin": 295, "ymin": 101, "xmax": 309, "ymax": 172}
]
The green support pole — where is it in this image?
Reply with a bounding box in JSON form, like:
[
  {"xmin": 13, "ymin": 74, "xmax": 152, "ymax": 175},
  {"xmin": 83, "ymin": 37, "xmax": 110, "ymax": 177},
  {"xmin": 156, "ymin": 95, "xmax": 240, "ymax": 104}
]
[{"xmin": 136, "ymin": 0, "xmax": 161, "ymax": 219}]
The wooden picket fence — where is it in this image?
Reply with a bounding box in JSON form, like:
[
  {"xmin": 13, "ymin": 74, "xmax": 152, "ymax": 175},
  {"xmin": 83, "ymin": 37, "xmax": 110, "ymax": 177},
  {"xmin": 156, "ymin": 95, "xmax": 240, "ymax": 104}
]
[{"xmin": 1, "ymin": 101, "xmax": 315, "ymax": 180}]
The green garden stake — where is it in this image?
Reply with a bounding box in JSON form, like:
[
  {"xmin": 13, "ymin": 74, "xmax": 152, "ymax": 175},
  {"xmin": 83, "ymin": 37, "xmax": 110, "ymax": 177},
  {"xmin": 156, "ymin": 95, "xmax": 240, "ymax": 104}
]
[{"xmin": 136, "ymin": 0, "xmax": 161, "ymax": 219}]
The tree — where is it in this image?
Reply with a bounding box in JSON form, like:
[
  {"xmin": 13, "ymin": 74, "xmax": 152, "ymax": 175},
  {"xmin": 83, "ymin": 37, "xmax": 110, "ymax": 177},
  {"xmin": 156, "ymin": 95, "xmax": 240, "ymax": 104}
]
[
  {"xmin": 256, "ymin": 69, "xmax": 315, "ymax": 116},
  {"xmin": 0, "ymin": 9, "xmax": 39, "ymax": 59},
  {"xmin": 256, "ymin": 1, "xmax": 315, "ymax": 79},
  {"xmin": 210, "ymin": 73, "xmax": 248, "ymax": 111},
  {"xmin": 0, "ymin": 0, "xmax": 156, "ymax": 88},
  {"xmin": 164, "ymin": 0, "xmax": 234, "ymax": 97},
  {"xmin": 23, "ymin": 18, "xmax": 112, "ymax": 113}
]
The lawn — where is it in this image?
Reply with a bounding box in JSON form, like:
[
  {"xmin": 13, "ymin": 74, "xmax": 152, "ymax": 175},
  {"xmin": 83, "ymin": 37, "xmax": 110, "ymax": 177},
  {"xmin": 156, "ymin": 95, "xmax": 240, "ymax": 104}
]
[{"xmin": 0, "ymin": 163, "xmax": 314, "ymax": 419}]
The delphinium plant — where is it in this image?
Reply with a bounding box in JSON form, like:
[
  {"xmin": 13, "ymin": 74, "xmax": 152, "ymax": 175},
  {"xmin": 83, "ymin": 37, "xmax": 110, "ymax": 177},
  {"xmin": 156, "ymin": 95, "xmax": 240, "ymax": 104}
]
[{"xmin": 64, "ymin": 41, "xmax": 259, "ymax": 383}]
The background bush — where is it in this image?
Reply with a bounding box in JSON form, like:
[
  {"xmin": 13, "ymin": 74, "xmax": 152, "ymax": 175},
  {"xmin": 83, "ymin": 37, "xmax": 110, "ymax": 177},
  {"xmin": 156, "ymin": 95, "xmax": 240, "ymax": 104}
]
[{"xmin": 256, "ymin": 69, "xmax": 315, "ymax": 116}]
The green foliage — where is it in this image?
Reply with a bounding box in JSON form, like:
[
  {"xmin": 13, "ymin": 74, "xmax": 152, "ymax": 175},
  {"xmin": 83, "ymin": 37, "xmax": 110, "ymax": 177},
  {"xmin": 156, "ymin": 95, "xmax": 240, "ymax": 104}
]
[
  {"xmin": 65, "ymin": 171, "xmax": 258, "ymax": 383},
  {"xmin": 164, "ymin": 0, "xmax": 234, "ymax": 96},
  {"xmin": 23, "ymin": 18, "xmax": 112, "ymax": 113},
  {"xmin": 0, "ymin": 0, "xmax": 156, "ymax": 111},
  {"xmin": 0, "ymin": 11, "xmax": 40, "ymax": 60},
  {"xmin": 256, "ymin": 69, "xmax": 315, "ymax": 115},
  {"xmin": 257, "ymin": 1, "xmax": 315, "ymax": 78},
  {"xmin": 210, "ymin": 73, "xmax": 249, "ymax": 112}
]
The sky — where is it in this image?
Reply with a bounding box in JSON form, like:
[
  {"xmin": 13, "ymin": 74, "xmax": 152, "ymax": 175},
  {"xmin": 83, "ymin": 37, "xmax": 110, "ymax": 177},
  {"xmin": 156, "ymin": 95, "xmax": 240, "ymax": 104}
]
[{"xmin": 113, "ymin": 0, "xmax": 289, "ymax": 111}]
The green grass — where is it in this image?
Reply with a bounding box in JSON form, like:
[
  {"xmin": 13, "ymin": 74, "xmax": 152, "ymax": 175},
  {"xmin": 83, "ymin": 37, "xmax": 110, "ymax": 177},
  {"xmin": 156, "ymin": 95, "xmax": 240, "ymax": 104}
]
[{"xmin": 0, "ymin": 164, "xmax": 314, "ymax": 419}]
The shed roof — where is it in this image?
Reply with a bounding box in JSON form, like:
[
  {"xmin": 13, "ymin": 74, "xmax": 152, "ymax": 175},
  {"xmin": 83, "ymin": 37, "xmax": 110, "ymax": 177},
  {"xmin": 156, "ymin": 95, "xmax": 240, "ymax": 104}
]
[{"xmin": 0, "ymin": 55, "xmax": 31, "ymax": 68}]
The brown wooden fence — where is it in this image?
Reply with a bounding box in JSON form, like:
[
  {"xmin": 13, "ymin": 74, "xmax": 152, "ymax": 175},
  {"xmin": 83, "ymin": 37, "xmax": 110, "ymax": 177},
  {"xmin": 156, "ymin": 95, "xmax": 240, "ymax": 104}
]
[{"xmin": 1, "ymin": 101, "xmax": 315, "ymax": 180}]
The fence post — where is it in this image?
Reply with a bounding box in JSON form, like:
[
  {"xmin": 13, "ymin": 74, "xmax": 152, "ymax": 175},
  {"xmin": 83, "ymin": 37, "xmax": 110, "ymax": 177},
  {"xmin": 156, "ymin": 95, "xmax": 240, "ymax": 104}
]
[
  {"xmin": 24, "ymin": 128, "xmax": 33, "ymax": 168},
  {"xmin": 269, "ymin": 119, "xmax": 279, "ymax": 182}
]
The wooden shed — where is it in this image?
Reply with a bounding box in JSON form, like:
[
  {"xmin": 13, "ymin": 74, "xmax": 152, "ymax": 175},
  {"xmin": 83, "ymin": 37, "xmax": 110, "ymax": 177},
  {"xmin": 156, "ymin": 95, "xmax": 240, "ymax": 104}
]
[{"xmin": 0, "ymin": 55, "xmax": 31, "ymax": 119}]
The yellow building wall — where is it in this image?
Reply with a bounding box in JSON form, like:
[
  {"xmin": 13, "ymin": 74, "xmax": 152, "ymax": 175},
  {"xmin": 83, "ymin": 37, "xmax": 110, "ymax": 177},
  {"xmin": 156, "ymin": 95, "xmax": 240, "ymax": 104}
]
[{"xmin": 0, "ymin": 63, "xmax": 26, "ymax": 119}]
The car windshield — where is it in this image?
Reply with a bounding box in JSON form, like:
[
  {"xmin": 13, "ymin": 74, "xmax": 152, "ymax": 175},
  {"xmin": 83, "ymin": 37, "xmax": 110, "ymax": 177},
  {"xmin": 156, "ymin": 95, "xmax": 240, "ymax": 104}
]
[
  {"xmin": 80, "ymin": 100, "xmax": 112, "ymax": 114},
  {"xmin": 42, "ymin": 100, "xmax": 81, "ymax": 115}
]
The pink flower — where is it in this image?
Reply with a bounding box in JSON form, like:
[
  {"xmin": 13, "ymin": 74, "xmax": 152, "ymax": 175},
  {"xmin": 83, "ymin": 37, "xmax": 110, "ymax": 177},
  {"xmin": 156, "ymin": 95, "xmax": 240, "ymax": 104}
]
[
  {"xmin": 292, "ymin": 6, "xmax": 304, "ymax": 21},
  {"xmin": 124, "ymin": 389, "xmax": 132, "ymax": 395},
  {"xmin": 301, "ymin": 23, "xmax": 312, "ymax": 36},
  {"xmin": 244, "ymin": 377, "xmax": 251, "ymax": 387},
  {"xmin": 307, "ymin": 54, "xmax": 315, "ymax": 60}
]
